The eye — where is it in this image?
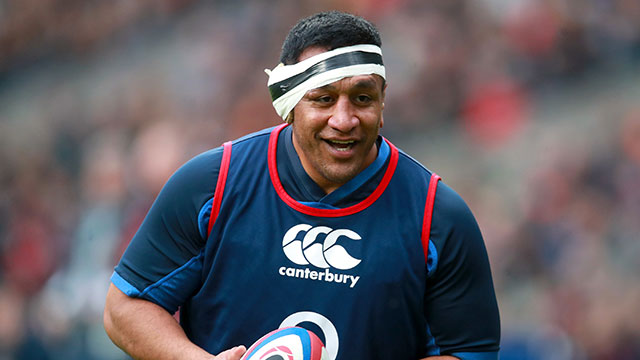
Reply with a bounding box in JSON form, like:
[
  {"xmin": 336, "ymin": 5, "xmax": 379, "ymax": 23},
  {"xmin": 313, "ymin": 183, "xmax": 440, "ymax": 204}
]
[
  {"xmin": 314, "ymin": 95, "xmax": 334, "ymax": 104},
  {"xmin": 355, "ymin": 94, "xmax": 373, "ymax": 104}
]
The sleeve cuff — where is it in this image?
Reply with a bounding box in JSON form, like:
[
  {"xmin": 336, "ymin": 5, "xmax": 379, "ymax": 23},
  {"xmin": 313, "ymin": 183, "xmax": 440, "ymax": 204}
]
[
  {"xmin": 450, "ymin": 351, "xmax": 499, "ymax": 360},
  {"xmin": 110, "ymin": 271, "xmax": 141, "ymax": 297}
]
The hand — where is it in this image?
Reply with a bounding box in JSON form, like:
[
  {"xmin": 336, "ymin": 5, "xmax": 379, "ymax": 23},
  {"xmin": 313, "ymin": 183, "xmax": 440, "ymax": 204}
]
[{"xmin": 215, "ymin": 345, "xmax": 246, "ymax": 360}]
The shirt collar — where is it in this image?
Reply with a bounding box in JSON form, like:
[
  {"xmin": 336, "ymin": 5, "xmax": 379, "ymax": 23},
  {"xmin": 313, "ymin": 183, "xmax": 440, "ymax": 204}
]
[{"xmin": 277, "ymin": 125, "xmax": 390, "ymax": 207}]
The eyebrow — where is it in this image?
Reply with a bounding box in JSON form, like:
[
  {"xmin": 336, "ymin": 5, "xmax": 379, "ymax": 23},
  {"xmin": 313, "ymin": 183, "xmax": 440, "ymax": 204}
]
[{"xmin": 352, "ymin": 78, "xmax": 379, "ymax": 89}]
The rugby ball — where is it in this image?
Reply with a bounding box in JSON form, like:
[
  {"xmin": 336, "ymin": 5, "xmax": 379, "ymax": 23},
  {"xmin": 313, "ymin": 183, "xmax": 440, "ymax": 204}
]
[{"xmin": 240, "ymin": 327, "xmax": 328, "ymax": 360}]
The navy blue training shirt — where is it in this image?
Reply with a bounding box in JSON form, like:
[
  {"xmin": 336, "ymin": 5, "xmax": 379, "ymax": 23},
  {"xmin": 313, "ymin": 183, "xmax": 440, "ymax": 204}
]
[{"xmin": 112, "ymin": 124, "xmax": 500, "ymax": 359}]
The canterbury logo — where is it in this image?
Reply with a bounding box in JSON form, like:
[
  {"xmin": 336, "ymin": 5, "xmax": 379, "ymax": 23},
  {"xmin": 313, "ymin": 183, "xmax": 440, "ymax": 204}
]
[{"xmin": 282, "ymin": 224, "xmax": 362, "ymax": 270}]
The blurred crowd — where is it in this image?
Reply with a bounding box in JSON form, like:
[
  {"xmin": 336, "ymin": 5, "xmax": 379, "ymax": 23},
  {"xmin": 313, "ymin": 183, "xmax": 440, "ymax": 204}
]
[{"xmin": 0, "ymin": 0, "xmax": 639, "ymax": 359}]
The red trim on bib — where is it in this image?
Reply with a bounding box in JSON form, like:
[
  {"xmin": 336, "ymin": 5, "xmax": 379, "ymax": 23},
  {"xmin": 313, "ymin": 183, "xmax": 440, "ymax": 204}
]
[
  {"xmin": 421, "ymin": 173, "xmax": 441, "ymax": 263},
  {"xmin": 268, "ymin": 124, "xmax": 398, "ymax": 217},
  {"xmin": 207, "ymin": 141, "xmax": 232, "ymax": 236}
]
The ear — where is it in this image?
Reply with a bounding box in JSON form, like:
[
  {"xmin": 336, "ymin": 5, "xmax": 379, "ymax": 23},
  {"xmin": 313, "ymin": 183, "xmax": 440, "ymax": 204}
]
[
  {"xmin": 285, "ymin": 111, "xmax": 294, "ymax": 124},
  {"xmin": 380, "ymin": 82, "xmax": 387, "ymax": 128}
]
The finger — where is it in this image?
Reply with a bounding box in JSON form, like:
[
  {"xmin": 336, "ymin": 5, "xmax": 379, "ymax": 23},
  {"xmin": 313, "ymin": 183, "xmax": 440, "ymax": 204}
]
[{"xmin": 216, "ymin": 345, "xmax": 246, "ymax": 360}]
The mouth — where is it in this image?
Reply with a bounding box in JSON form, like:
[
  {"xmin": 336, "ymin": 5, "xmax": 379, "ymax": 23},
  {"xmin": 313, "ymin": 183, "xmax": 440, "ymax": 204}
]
[{"xmin": 324, "ymin": 139, "xmax": 356, "ymax": 152}]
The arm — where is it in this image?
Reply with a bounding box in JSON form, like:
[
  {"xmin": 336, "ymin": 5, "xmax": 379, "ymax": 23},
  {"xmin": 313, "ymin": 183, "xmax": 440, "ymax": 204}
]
[
  {"xmin": 104, "ymin": 148, "xmax": 229, "ymax": 358},
  {"xmin": 422, "ymin": 182, "xmax": 500, "ymax": 359},
  {"xmin": 104, "ymin": 284, "xmax": 246, "ymax": 360}
]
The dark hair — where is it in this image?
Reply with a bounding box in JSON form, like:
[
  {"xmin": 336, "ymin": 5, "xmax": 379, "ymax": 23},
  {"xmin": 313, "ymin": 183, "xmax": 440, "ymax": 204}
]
[{"xmin": 279, "ymin": 11, "xmax": 382, "ymax": 65}]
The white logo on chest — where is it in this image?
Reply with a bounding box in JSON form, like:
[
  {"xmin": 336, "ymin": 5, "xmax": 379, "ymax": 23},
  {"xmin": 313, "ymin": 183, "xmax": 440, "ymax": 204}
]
[
  {"xmin": 282, "ymin": 224, "xmax": 361, "ymax": 270},
  {"xmin": 279, "ymin": 224, "xmax": 361, "ymax": 288}
]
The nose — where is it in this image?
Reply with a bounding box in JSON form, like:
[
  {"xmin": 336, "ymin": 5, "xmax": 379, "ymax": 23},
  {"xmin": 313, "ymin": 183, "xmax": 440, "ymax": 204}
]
[{"xmin": 327, "ymin": 95, "xmax": 358, "ymax": 133}]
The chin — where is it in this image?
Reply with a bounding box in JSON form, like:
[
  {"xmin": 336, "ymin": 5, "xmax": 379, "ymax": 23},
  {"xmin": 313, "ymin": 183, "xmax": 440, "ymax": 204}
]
[{"xmin": 322, "ymin": 165, "xmax": 362, "ymax": 186}]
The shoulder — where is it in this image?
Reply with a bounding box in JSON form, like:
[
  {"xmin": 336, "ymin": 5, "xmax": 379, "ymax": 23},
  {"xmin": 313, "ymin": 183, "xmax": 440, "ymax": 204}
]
[
  {"xmin": 433, "ymin": 180, "xmax": 476, "ymax": 226},
  {"xmin": 161, "ymin": 147, "xmax": 225, "ymax": 200},
  {"xmin": 389, "ymin": 140, "xmax": 481, "ymax": 246},
  {"xmin": 230, "ymin": 126, "xmax": 278, "ymax": 147},
  {"xmin": 394, "ymin": 145, "xmax": 434, "ymax": 177},
  {"xmin": 391, "ymin": 142, "xmax": 468, "ymax": 215},
  {"xmin": 181, "ymin": 146, "xmax": 225, "ymax": 175},
  {"xmin": 385, "ymin": 140, "xmax": 436, "ymax": 197}
]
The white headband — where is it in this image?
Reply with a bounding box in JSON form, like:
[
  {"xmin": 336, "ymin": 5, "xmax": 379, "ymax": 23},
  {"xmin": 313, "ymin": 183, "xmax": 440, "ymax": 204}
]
[{"xmin": 266, "ymin": 44, "xmax": 386, "ymax": 120}]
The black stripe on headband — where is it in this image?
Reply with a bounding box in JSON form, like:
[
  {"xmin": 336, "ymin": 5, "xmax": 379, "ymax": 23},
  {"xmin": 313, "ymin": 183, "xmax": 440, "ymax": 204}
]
[{"xmin": 268, "ymin": 51, "xmax": 383, "ymax": 101}]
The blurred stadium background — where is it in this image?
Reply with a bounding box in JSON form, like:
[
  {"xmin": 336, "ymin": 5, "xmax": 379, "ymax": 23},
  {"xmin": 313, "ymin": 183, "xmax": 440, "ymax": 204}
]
[{"xmin": 1, "ymin": 0, "xmax": 639, "ymax": 359}]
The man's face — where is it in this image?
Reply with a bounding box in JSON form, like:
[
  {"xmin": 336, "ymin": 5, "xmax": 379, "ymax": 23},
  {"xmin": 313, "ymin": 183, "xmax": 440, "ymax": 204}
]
[{"xmin": 291, "ymin": 46, "xmax": 386, "ymax": 194}]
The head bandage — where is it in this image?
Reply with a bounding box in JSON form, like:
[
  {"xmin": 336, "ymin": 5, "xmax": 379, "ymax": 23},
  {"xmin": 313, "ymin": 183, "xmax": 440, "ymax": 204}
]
[{"xmin": 266, "ymin": 44, "xmax": 385, "ymax": 120}]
